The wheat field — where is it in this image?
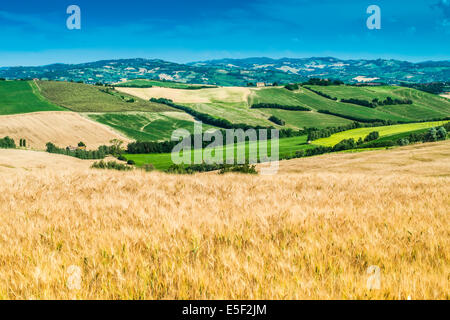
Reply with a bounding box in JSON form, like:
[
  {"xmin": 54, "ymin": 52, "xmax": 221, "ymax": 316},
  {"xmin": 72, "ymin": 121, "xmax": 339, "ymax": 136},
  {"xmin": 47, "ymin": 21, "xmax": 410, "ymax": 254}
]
[
  {"xmin": 0, "ymin": 111, "xmax": 131, "ymax": 150},
  {"xmin": 0, "ymin": 142, "xmax": 448, "ymax": 299}
]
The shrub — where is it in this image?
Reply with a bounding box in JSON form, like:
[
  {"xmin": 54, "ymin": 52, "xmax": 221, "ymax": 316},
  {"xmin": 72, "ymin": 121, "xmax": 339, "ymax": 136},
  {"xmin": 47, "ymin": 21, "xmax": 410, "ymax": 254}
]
[
  {"xmin": 127, "ymin": 159, "xmax": 136, "ymax": 165},
  {"xmin": 284, "ymin": 84, "xmax": 299, "ymax": 91},
  {"xmin": 219, "ymin": 164, "xmax": 258, "ymax": 175},
  {"xmin": 364, "ymin": 131, "xmax": 380, "ymax": 142},
  {"xmin": 333, "ymin": 138, "xmax": 356, "ymax": 151},
  {"xmin": 268, "ymin": 115, "xmax": 285, "ymax": 126},
  {"xmin": 0, "ymin": 136, "xmax": 16, "ymax": 149},
  {"xmin": 91, "ymin": 160, "xmax": 133, "ymax": 171},
  {"xmin": 436, "ymin": 127, "xmax": 447, "ymax": 140},
  {"xmin": 117, "ymin": 155, "xmax": 127, "ymax": 161},
  {"xmin": 142, "ymin": 164, "xmax": 155, "ymax": 172}
]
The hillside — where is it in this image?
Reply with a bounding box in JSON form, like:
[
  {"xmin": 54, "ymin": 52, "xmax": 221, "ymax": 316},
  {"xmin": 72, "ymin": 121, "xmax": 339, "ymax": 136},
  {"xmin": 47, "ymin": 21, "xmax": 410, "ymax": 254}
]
[
  {"xmin": 37, "ymin": 81, "xmax": 173, "ymax": 113},
  {"xmin": 264, "ymin": 139, "xmax": 450, "ymax": 176},
  {"xmin": 87, "ymin": 112, "xmax": 218, "ymax": 141},
  {"xmin": 313, "ymin": 121, "xmax": 448, "ymax": 146},
  {"xmin": 0, "ymin": 111, "xmax": 131, "ymax": 150},
  {"xmin": 0, "ymin": 141, "xmax": 448, "ymax": 299},
  {"xmin": 0, "ymin": 80, "xmax": 65, "ymax": 115},
  {"xmin": 117, "ymin": 84, "xmax": 450, "ymax": 133}
]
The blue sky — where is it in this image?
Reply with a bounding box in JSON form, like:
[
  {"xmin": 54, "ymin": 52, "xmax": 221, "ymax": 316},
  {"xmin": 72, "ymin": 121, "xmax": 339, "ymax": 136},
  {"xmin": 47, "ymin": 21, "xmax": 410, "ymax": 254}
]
[{"xmin": 0, "ymin": 0, "xmax": 449, "ymax": 66}]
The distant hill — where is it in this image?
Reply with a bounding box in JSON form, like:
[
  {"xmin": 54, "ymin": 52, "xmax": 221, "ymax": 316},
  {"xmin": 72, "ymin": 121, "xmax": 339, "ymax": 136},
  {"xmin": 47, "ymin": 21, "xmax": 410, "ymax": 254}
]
[
  {"xmin": 192, "ymin": 57, "xmax": 450, "ymax": 84},
  {"xmin": 1, "ymin": 57, "xmax": 449, "ymax": 86}
]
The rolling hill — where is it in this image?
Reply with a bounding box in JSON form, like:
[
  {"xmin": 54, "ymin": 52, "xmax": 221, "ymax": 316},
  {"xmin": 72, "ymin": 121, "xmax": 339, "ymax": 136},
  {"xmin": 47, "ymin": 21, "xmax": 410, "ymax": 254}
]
[
  {"xmin": 36, "ymin": 81, "xmax": 173, "ymax": 113},
  {"xmin": 87, "ymin": 112, "xmax": 218, "ymax": 141},
  {"xmin": 117, "ymin": 84, "xmax": 450, "ymax": 133},
  {"xmin": 0, "ymin": 80, "xmax": 65, "ymax": 115}
]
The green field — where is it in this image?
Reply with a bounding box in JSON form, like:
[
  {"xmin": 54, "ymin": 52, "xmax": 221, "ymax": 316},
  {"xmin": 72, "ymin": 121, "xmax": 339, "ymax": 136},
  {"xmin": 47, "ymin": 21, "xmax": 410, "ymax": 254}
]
[
  {"xmin": 307, "ymin": 85, "xmax": 450, "ymax": 121},
  {"xmin": 249, "ymin": 86, "xmax": 450, "ymax": 123},
  {"xmin": 313, "ymin": 121, "xmax": 449, "ymax": 147},
  {"xmin": 37, "ymin": 81, "xmax": 174, "ymax": 112},
  {"xmin": 257, "ymin": 109, "xmax": 352, "ymax": 129},
  {"xmin": 124, "ymin": 135, "xmax": 315, "ymax": 170},
  {"xmin": 115, "ymin": 79, "xmax": 216, "ymax": 89},
  {"xmin": 0, "ymin": 81, "xmax": 66, "ymax": 115},
  {"xmin": 87, "ymin": 112, "xmax": 218, "ymax": 141}
]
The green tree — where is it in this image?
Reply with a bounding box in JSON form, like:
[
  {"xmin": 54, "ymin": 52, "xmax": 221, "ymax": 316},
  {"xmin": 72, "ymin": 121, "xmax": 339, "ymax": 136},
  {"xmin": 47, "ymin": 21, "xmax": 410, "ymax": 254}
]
[{"xmin": 436, "ymin": 127, "xmax": 447, "ymax": 140}]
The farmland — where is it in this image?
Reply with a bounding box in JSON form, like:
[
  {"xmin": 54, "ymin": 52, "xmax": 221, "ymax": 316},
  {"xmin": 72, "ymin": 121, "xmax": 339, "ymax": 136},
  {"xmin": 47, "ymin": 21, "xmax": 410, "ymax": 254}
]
[
  {"xmin": 309, "ymin": 85, "xmax": 450, "ymax": 121},
  {"xmin": 0, "ymin": 111, "xmax": 131, "ymax": 150},
  {"xmin": 0, "ymin": 81, "xmax": 65, "ymax": 115},
  {"xmin": 37, "ymin": 81, "xmax": 173, "ymax": 113},
  {"xmin": 124, "ymin": 135, "xmax": 314, "ymax": 170},
  {"xmin": 313, "ymin": 121, "xmax": 448, "ymax": 146},
  {"xmin": 87, "ymin": 112, "xmax": 218, "ymax": 141},
  {"xmin": 0, "ymin": 141, "xmax": 448, "ymax": 299},
  {"xmin": 117, "ymin": 85, "xmax": 450, "ymax": 133}
]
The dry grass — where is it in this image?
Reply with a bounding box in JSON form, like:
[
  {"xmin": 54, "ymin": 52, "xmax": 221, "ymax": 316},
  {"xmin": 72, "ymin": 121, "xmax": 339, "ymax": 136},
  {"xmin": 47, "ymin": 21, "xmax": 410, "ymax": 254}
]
[
  {"xmin": 0, "ymin": 111, "xmax": 131, "ymax": 150},
  {"xmin": 116, "ymin": 86, "xmax": 253, "ymax": 104},
  {"xmin": 271, "ymin": 140, "xmax": 450, "ymax": 177},
  {"xmin": 0, "ymin": 143, "xmax": 448, "ymax": 300},
  {"xmin": 0, "ymin": 149, "xmax": 95, "ymax": 173}
]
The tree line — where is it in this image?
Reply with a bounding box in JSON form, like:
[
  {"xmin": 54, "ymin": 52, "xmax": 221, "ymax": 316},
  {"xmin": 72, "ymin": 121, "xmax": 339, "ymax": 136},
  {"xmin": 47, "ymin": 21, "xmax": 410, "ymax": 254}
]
[
  {"xmin": 307, "ymin": 121, "xmax": 387, "ymax": 141},
  {"xmin": 126, "ymin": 128, "xmax": 308, "ymax": 154},
  {"xmin": 251, "ymin": 103, "xmax": 310, "ymax": 111},
  {"xmin": 150, "ymin": 98, "xmax": 275, "ymax": 131},
  {"xmin": 340, "ymin": 97, "xmax": 413, "ymax": 108},
  {"xmin": 45, "ymin": 142, "xmax": 114, "ymax": 160}
]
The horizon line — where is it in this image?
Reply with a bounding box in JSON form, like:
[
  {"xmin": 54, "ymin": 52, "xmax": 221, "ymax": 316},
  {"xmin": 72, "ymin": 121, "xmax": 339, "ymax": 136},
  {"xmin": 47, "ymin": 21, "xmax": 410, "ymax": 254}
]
[{"xmin": 2, "ymin": 55, "xmax": 450, "ymax": 68}]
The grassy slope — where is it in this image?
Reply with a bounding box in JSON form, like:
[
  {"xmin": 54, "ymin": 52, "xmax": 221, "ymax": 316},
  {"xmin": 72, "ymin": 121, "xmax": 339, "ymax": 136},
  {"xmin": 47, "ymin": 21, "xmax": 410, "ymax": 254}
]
[
  {"xmin": 251, "ymin": 87, "xmax": 411, "ymax": 122},
  {"xmin": 37, "ymin": 81, "xmax": 174, "ymax": 112},
  {"xmin": 87, "ymin": 112, "xmax": 218, "ymax": 141},
  {"xmin": 120, "ymin": 85, "xmax": 449, "ymax": 131},
  {"xmin": 308, "ymin": 85, "xmax": 450, "ymax": 121},
  {"xmin": 125, "ymin": 135, "xmax": 314, "ymax": 170},
  {"xmin": 313, "ymin": 121, "xmax": 449, "ymax": 146},
  {"xmin": 0, "ymin": 81, "xmax": 66, "ymax": 115}
]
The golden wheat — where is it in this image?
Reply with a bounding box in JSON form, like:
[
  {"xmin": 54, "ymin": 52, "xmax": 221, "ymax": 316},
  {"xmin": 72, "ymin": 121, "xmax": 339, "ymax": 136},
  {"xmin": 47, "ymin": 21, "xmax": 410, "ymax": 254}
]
[{"xmin": 0, "ymin": 142, "xmax": 448, "ymax": 299}]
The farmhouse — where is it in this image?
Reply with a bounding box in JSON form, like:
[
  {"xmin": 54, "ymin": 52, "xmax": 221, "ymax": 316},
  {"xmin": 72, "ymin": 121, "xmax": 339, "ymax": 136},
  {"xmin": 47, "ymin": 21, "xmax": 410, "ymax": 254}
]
[
  {"xmin": 66, "ymin": 145, "xmax": 86, "ymax": 151},
  {"xmin": 256, "ymin": 82, "xmax": 266, "ymax": 87}
]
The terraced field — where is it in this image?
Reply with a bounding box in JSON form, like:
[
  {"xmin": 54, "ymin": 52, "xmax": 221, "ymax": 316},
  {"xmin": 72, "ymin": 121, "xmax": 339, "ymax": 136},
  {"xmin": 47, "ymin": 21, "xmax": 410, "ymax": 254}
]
[
  {"xmin": 37, "ymin": 81, "xmax": 173, "ymax": 113},
  {"xmin": 0, "ymin": 81, "xmax": 65, "ymax": 115},
  {"xmin": 313, "ymin": 121, "xmax": 449, "ymax": 147},
  {"xmin": 87, "ymin": 112, "xmax": 218, "ymax": 141}
]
